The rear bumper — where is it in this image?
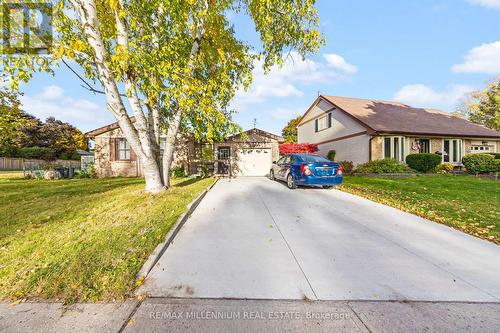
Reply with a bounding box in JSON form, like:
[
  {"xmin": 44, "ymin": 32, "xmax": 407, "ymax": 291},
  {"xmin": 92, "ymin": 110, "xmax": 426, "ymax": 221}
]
[{"xmin": 295, "ymin": 175, "xmax": 343, "ymax": 186}]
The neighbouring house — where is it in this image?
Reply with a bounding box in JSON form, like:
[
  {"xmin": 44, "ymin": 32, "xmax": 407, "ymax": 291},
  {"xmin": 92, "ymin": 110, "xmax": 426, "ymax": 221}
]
[
  {"xmin": 297, "ymin": 95, "xmax": 500, "ymax": 166},
  {"xmin": 84, "ymin": 122, "xmax": 284, "ymax": 177}
]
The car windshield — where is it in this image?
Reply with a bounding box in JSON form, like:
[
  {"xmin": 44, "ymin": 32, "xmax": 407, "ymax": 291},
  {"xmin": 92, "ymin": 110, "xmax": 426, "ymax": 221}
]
[{"xmin": 297, "ymin": 155, "xmax": 331, "ymax": 163}]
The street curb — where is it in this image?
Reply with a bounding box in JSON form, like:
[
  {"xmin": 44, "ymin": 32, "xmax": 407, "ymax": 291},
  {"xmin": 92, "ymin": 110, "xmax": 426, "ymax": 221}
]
[{"xmin": 136, "ymin": 178, "xmax": 219, "ymax": 281}]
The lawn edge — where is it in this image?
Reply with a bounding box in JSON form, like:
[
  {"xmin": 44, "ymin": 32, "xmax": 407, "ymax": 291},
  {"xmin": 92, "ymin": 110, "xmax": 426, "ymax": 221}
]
[
  {"xmin": 135, "ymin": 178, "xmax": 219, "ymax": 282},
  {"xmin": 338, "ymin": 184, "xmax": 499, "ymax": 245}
]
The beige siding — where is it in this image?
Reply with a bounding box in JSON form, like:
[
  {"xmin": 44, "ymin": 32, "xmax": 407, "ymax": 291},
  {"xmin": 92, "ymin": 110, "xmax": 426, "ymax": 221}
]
[
  {"xmin": 300, "ymin": 99, "xmax": 333, "ymax": 123},
  {"xmin": 317, "ymin": 134, "xmax": 371, "ymax": 166},
  {"xmin": 469, "ymin": 140, "xmax": 498, "ymax": 154},
  {"xmin": 215, "ymin": 131, "xmax": 281, "ymax": 175},
  {"xmin": 370, "ymin": 136, "xmax": 383, "ymax": 161},
  {"xmin": 430, "ymin": 138, "xmax": 442, "ymax": 154},
  {"xmin": 298, "ymin": 101, "xmax": 366, "ymax": 145}
]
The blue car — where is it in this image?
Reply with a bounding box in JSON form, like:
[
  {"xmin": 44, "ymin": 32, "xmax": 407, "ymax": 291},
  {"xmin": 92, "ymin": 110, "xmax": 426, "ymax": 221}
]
[{"xmin": 270, "ymin": 154, "xmax": 343, "ymax": 189}]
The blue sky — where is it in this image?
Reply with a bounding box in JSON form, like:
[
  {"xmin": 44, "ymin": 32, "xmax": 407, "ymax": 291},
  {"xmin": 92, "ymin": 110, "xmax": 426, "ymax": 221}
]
[{"xmin": 15, "ymin": 0, "xmax": 500, "ymax": 135}]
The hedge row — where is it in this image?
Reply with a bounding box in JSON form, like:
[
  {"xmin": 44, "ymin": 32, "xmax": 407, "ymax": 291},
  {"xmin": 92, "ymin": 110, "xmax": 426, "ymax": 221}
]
[
  {"xmin": 405, "ymin": 153, "xmax": 441, "ymax": 173},
  {"xmin": 462, "ymin": 154, "xmax": 500, "ymax": 174}
]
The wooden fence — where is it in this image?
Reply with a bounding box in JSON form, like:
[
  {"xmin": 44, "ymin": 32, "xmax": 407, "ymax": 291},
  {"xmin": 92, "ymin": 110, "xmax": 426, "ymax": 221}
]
[{"xmin": 0, "ymin": 157, "xmax": 81, "ymax": 171}]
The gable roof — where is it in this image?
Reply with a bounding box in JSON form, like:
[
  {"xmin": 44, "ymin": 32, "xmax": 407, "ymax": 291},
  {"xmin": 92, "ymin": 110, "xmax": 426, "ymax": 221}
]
[
  {"xmin": 85, "ymin": 117, "xmax": 136, "ymax": 138},
  {"xmin": 227, "ymin": 128, "xmax": 286, "ymax": 143},
  {"xmin": 86, "ymin": 120, "xmax": 285, "ymax": 143},
  {"xmin": 299, "ymin": 95, "xmax": 500, "ymax": 138}
]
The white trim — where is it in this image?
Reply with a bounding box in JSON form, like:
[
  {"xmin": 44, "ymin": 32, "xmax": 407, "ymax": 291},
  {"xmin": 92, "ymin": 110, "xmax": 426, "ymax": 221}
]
[
  {"xmin": 442, "ymin": 138, "xmax": 464, "ymax": 165},
  {"xmin": 381, "ymin": 136, "xmax": 406, "ymax": 162}
]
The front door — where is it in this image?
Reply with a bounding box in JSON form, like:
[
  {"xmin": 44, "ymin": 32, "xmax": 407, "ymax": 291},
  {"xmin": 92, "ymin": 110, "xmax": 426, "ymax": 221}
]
[
  {"xmin": 217, "ymin": 147, "xmax": 230, "ymax": 175},
  {"xmin": 443, "ymin": 139, "xmax": 463, "ymax": 164}
]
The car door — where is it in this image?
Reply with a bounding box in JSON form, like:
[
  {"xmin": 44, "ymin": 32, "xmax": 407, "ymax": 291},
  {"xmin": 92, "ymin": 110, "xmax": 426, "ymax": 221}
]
[
  {"xmin": 273, "ymin": 156, "xmax": 285, "ymax": 179},
  {"xmin": 279, "ymin": 155, "xmax": 292, "ymax": 179}
]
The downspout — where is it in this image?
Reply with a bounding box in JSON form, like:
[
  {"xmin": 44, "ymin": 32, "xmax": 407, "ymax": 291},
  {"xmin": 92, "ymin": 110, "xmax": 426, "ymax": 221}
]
[{"xmin": 368, "ymin": 136, "xmax": 373, "ymax": 161}]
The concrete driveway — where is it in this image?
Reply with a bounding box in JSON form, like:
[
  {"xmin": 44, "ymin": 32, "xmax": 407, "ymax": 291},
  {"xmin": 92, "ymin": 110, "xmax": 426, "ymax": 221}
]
[{"xmin": 139, "ymin": 177, "xmax": 500, "ymax": 302}]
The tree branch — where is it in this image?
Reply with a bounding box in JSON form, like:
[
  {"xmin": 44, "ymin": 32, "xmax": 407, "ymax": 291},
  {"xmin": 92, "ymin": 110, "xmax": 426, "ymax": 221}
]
[{"xmin": 61, "ymin": 59, "xmax": 126, "ymax": 97}]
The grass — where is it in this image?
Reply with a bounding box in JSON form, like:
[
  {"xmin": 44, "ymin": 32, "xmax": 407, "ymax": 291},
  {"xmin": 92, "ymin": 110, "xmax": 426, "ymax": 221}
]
[
  {"xmin": 0, "ymin": 175, "xmax": 215, "ymax": 303},
  {"xmin": 339, "ymin": 175, "xmax": 500, "ymax": 244},
  {"xmin": 0, "ymin": 171, "xmax": 23, "ymax": 179}
]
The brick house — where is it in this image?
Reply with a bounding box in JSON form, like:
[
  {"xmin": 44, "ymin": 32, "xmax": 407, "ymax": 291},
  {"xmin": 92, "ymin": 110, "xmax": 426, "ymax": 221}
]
[
  {"xmin": 85, "ymin": 122, "xmax": 284, "ymax": 177},
  {"xmin": 297, "ymin": 95, "xmax": 500, "ymax": 166}
]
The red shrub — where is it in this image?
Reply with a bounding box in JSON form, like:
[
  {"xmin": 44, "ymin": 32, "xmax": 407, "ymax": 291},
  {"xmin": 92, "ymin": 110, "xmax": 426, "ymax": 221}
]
[{"xmin": 279, "ymin": 143, "xmax": 319, "ymax": 155}]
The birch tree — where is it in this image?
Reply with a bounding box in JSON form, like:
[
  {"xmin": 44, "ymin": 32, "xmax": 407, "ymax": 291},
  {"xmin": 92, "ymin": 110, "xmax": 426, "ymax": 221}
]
[{"xmin": 2, "ymin": 0, "xmax": 323, "ymax": 193}]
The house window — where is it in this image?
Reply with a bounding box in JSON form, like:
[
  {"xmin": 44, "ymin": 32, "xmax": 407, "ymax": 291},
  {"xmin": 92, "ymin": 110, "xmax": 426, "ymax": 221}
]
[
  {"xmin": 117, "ymin": 139, "xmax": 131, "ymax": 160},
  {"xmin": 419, "ymin": 139, "xmax": 430, "ymax": 153},
  {"xmin": 218, "ymin": 147, "xmax": 230, "ymax": 160},
  {"xmin": 471, "ymin": 145, "xmax": 493, "ymax": 153},
  {"xmin": 315, "ymin": 112, "xmax": 332, "ymax": 132},
  {"xmin": 382, "ymin": 136, "xmax": 405, "ymax": 162},
  {"xmin": 443, "ymin": 139, "xmax": 463, "ymax": 163}
]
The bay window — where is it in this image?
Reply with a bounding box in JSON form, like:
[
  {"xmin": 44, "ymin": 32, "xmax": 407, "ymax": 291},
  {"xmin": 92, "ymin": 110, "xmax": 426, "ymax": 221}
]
[{"xmin": 383, "ymin": 136, "xmax": 405, "ymax": 162}]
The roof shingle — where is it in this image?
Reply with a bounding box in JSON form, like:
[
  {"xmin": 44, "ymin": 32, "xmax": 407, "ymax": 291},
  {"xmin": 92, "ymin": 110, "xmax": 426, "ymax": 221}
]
[{"xmin": 322, "ymin": 95, "xmax": 500, "ymax": 138}]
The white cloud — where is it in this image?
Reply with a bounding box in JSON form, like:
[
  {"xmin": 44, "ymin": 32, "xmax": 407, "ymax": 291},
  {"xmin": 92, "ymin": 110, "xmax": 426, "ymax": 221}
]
[
  {"xmin": 393, "ymin": 84, "xmax": 475, "ymax": 111},
  {"xmin": 270, "ymin": 107, "xmax": 305, "ymax": 120},
  {"xmin": 452, "ymin": 41, "xmax": 500, "ymax": 74},
  {"xmin": 39, "ymin": 85, "xmax": 64, "ymax": 99},
  {"xmin": 466, "ymin": 0, "xmax": 500, "ymax": 10},
  {"xmin": 232, "ymin": 51, "xmax": 356, "ymax": 110},
  {"xmin": 20, "ymin": 85, "xmax": 108, "ymax": 131},
  {"xmin": 323, "ymin": 53, "xmax": 358, "ymax": 74}
]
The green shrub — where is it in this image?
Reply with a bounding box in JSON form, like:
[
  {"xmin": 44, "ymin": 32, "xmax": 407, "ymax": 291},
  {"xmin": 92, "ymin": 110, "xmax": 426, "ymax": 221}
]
[
  {"xmin": 327, "ymin": 150, "xmax": 336, "ymax": 161},
  {"xmin": 405, "ymin": 153, "xmax": 442, "ymax": 173},
  {"xmin": 74, "ymin": 169, "xmax": 91, "ymax": 179},
  {"xmin": 59, "ymin": 151, "xmax": 81, "ymax": 160},
  {"xmin": 172, "ymin": 166, "xmax": 186, "ymax": 178},
  {"xmin": 17, "ymin": 147, "xmax": 56, "ymax": 160},
  {"xmin": 355, "ymin": 158, "xmax": 411, "ymax": 174},
  {"xmin": 487, "ymin": 153, "xmax": 500, "ymax": 159},
  {"xmin": 462, "ymin": 154, "xmax": 499, "ymax": 174},
  {"xmin": 435, "ymin": 163, "xmax": 454, "ymax": 174},
  {"xmin": 338, "ymin": 160, "xmax": 353, "ymax": 174}
]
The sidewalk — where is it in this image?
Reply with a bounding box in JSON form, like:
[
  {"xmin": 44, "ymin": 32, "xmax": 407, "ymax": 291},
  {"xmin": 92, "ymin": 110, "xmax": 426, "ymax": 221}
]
[{"xmin": 2, "ymin": 298, "xmax": 499, "ymax": 332}]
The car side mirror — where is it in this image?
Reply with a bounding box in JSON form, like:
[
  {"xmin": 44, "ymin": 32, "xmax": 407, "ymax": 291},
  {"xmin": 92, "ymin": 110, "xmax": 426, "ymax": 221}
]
[{"xmin": 272, "ymin": 161, "xmax": 277, "ymax": 165}]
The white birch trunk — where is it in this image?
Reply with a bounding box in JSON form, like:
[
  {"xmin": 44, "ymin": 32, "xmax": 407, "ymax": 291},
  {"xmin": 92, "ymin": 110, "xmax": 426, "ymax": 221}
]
[
  {"xmin": 161, "ymin": 1, "xmax": 208, "ymax": 186},
  {"xmin": 162, "ymin": 107, "xmax": 182, "ymax": 187},
  {"xmin": 73, "ymin": 0, "xmax": 164, "ymax": 193},
  {"xmin": 115, "ymin": 6, "xmax": 164, "ymax": 192}
]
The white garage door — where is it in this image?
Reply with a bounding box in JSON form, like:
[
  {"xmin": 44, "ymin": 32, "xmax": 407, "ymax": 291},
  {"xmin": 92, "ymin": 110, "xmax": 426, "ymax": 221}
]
[{"xmin": 235, "ymin": 148, "xmax": 272, "ymax": 176}]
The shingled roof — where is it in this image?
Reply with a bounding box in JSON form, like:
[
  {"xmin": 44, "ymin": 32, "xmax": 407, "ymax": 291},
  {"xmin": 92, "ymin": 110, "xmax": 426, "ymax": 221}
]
[{"xmin": 306, "ymin": 95, "xmax": 500, "ymax": 139}]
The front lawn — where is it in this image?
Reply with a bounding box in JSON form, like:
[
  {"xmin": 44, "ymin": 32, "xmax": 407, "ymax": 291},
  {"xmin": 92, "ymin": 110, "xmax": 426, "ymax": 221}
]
[
  {"xmin": 340, "ymin": 175, "xmax": 499, "ymax": 244},
  {"xmin": 0, "ymin": 171, "xmax": 23, "ymax": 179},
  {"xmin": 0, "ymin": 176, "xmax": 214, "ymax": 303}
]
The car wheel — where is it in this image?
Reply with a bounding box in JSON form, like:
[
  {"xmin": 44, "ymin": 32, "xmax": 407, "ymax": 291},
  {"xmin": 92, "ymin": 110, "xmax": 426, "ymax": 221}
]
[
  {"xmin": 323, "ymin": 185, "xmax": 334, "ymax": 189},
  {"xmin": 270, "ymin": 170, "xmax": 275, "ymax": 180},
  {"xmin": 287, "ymin": 174, "xmax": 297, "ymax": 189}
]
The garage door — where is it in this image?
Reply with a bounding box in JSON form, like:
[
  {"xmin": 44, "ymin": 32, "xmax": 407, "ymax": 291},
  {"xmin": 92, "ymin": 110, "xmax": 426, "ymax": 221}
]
[{"xmin": 235, "ymin": 148, "xmax": 272, "ymax": 176}]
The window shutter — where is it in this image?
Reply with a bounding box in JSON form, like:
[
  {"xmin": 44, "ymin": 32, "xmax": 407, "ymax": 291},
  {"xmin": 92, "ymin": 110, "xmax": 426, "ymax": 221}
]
[
  {"xmin": 328, "ymin": 112, "xmax": 332, "ymax": 128},
  {"xmin": 130, "ymin": 147, "xmax": 136, "ymax": 161},
  {"xmin": 315, "ymin": 119, "xmax": 318, "ymax": 132},
  {"xmin": 109, "ymin": 138, "xmax": 116, "ymax": 161}
]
